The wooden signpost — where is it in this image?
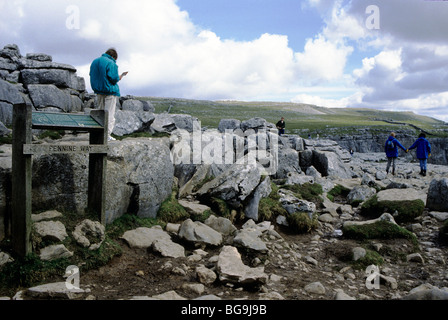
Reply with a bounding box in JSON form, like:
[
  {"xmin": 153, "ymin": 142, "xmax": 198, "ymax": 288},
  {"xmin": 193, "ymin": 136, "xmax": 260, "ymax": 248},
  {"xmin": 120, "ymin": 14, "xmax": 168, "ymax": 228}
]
[{"xmin": 12, "ymin": 103, "xmax": 109, "ymax": 257}]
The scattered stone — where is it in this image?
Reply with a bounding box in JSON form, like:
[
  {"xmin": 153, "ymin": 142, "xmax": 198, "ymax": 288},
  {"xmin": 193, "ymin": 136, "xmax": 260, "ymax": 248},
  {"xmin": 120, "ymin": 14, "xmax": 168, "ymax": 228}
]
[
  {"xmin": 196, "ymin": 265, "xmax": 217, "ymax": 285},
  {"xmin": 72, "ymin": 219, "xmax": 105, "ymax": 250},
  {"xmin": 217, "ymin": 246, "xmax": 268, "ymax": 286},
  {"xmin": 34, "ymin": 220, "xmax": 68, "ymax": 242},
  {"xmin": 352, "ymin": 247, "xmax": 367, "ymax": 261},
  {"xmin": 178, "ymin": 219, "xmax": 223, "ymax": 246},
  {"xmin": 304, "ymin": 282, "xmax": 326, "ymax": 295},
  {"xmin": 406, "ymin": 253, "xmax": 425, "ymax": 264},
  {"xmin": 39, "ymin": 244, "xmax": 73, "ymax": 261},
  {"xmin": 31, "ymin": 210, "xmax": 63, "ymax": 222},
  {"xmin": 26, "ymin": 282, "xmax": 85, "ymax": 300},
  {"xmin": 121, "ymin": 226, "xmax": 171, "ymax": 249},
  {"xmin": 152, "ymin": 238, "xmax": 185, "ymax": 258}
]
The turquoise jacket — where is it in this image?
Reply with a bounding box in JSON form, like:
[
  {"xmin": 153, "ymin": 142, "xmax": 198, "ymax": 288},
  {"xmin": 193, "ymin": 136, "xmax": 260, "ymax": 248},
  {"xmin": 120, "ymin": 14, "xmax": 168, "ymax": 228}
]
[{"xmin": 89, "ymin": 53, "xmax": 121, "ymax": 96}]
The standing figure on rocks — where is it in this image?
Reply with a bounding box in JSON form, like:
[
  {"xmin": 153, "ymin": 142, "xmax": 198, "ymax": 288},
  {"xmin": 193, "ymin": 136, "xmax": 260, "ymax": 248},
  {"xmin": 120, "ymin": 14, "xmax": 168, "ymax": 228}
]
[
  {"xmin": 408, "ymin": 133, "xmax": 432, "ymax": 176},
  {"xmin": 385, "ymin": 132, "xmax": 408, "ymax": 175},
  {"xmin": 276, "ymin": 117, "xmax": 286, "ymax": 136},
  {"xmin": 90, "ymin": 48, "xmax": 128, "ymax": 141}
]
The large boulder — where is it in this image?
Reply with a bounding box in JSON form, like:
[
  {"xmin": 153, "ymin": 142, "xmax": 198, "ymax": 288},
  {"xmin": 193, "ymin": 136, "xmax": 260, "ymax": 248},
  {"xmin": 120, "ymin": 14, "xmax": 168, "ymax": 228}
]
[
  {"xmin": 195, "ymin": 161, "xmax": 264, "ymax": 209},
  {"xmin": 426, "ymin": 178, "xmax": 448, "ymax": 212},
  {"xmin": 31, "ymin": 137, "xmax": 173, "ymax": 223},
  {"xmin": 312, "ymin": 150, "xmax": 352, "ymax": 179},
  {"xmin": 113, "ymin": 110, "xmax": 155, "ymax": 136},
  {"xmin": 178, "ymin": 219, "xmax": 223, "ymax": 246}
]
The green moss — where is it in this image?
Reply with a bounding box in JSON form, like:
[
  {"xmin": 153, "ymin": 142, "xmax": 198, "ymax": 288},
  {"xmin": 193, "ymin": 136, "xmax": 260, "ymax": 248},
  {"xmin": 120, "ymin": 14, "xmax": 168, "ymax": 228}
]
[
  {"xmin": 208, "ymin": 197, "xmax": 232, "ymax": 219},
  {"xmin": 327, "ymin": 184, "xmax": 350, "ymax": 202},
  {"xmin": 286, "ymin": 212, "xmax": 318, "ymax": 234},
  {"xmin": 342, "ymin": 220, "xmax": 419, "ymax": 248},
  {"xmin": 157, "ymin": 190, "xmax": 189, "ymax": 223},
  {"xmin": 258, "ymin": 183, "xmax": 288, "ymax": 221},
  {"xmin": 281, "ymin": 183, "xmax": 324, "ymax": 208},
  {"xmin": 352, "ymin": 249, "xmax": 384, "ymax": 270},
  {"xmin": 0, "ymin": 134, "xmax": 12, "ymax": 145},
  {"xmin": 105, "ymin": 213, "xmax": 162, "ymax": 239},
  {"xmin": 360, "ymin": 195, "xmax": 425, "ymax": 223}
]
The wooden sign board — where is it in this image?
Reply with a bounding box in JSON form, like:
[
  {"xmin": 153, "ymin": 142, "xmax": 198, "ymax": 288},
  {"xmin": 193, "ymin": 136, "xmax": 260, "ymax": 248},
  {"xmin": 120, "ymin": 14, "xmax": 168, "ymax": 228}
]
[
  {"xmin": 32, "ymin": 112, "xmax": 104, "ymax": 131},
  {"xmin": 23, "ymin": 144, "xmax": 109, "ymax": 155},
  {"xmin": 12, "ymin": 105, "xmax": 109, "ymax": 257}
]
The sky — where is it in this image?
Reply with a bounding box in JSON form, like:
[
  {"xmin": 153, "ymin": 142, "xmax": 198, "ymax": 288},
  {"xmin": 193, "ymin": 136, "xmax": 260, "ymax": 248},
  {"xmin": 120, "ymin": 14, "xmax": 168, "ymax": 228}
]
[{"xmin": 1, "ymin": 0, "xmax": 448, "ymax": 122}]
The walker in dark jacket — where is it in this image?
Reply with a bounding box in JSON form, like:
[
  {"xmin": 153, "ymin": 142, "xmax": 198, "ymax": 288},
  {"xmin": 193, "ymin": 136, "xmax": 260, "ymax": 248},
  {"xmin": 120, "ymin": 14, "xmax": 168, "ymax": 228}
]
[
  {"xmin": 408, "ymin": 133, "xmax": 431, "ymax": 176},
  {"xmin": 385, "ymin": 132, "xmax": 407, "ymax": 175}
]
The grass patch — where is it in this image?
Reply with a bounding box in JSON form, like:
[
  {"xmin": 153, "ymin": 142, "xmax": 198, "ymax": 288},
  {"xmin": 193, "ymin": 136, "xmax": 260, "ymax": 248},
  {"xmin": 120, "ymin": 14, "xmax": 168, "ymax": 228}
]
[
  {"xmin": 0, "ymin": 134, "xmax": 13, "ymax": 145},
  {"xmin": 286, "ymin": 212, "xmax": 319, "ymax": 234},
  {"xmin": 352, "ymin": 249, "xmax": 384, "ymax": 270},
  {"xmin": 157, "ymin": 190, "xmax": 189, "ymax": 223},
  {"xmin": 281, "ymin": 182, "xmax": 324, "ymax": 208},
  {"xmin": 342, "ymin": 221, "xmax": 419, "ymax": 249},
  {"xmin": 208, "ymin": 197, "xmax": 232, "ymax": 219},
  {"xmin": 360, "ymin": 196, "xmax": 425, "ymax": 223},
  {"xmin": 258, "ymin": 183, "xmax": 288, "ymax": 221},
  {"xmin": 327, "ymin": 184, "xmax": 350, "ymax": 202}
]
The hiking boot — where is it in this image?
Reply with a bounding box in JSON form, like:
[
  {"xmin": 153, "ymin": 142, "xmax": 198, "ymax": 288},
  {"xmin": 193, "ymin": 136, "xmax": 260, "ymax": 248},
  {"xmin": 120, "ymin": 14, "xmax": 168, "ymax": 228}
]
[{"xmin": 423, "ymin": 170, "xmax": 427, "ymax": 177}]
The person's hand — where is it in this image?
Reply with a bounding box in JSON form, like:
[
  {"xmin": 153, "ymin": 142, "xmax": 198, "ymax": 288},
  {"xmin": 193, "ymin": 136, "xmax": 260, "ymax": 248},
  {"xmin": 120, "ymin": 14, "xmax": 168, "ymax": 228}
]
[
  {"xmin": 429, "ymin": 153, "xmax": 431, "ymax": 157},
  {"xmin": 406, "ymin": 149, "xmax": 409, "ymax": 153},
  {"xmin": 120, "ymin": 71, "xmax": 129, "ymax": 80}
]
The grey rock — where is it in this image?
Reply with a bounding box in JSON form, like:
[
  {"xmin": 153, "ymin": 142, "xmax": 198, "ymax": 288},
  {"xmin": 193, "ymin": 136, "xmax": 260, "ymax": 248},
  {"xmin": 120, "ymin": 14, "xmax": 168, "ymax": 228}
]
[
  {"xmin": 196, "ymin": 265, "xmax": 217, "ymax": 285},
  {"xmin": 244, "ymin": 176, "xmax": 272, "ymax": 221},
  {"xmin": 347, "ymin": 185, "xmax": 376, "ymax": 205},
  {"xmin": 217, "ymin": 246, "xmax": 268, "ymax": 285},
  {"xmin": 352, "ymin": 247, "xmax": 367, "ymax": 261},
  {"xmin": 27, "ymin": 84, "xmax": 72, "ymax": 111},
  {"xmin": 178, "ymin": 219, "xmax": 223, "ymax": 246},
  {"xmin": 21, "ymin": 69, "xmax": 73, "ymax": 88},
  {"xmin": 0, "ymin": 78, "xmax": 24, "ymax": 104},
  {"xmin": 218, "ymin": 119, "xmax": 241, "ymax": 132},
  {"xmin": 121, "ymin": 226, "xmax": 171, "ymax": 249},
  {"xmin": 72, "ymin": 219, "xmax": 105, "ymax": 250},
  {"xmin": 196, "ymin": 162, "xmax": 263, "ymax": 208},
  {"xmin": 31, "ymin": 210, "xmax": 63, "ymax": 222},
  {"xmin": 111, "ymin": 110, "xmax": 155, "ymax": 136},
  {"xmin": 152, "ymin": 238, "xmax": 185, "ymax": 258},
  {"xmin": 39, "ymin": 244, "xmax": 74, "ymax": 261},
  {"xmin": 204, "ymin": 215, "xmax": 237, "ymax": 236},
  {"xmin": 403, "ymin": 283, "xmax": 448, "ymax": 300},
  {"xmin": 34, "ymin": 220, "xmax": 68, "ymax": 242},
  {"xmin": 26, "ymin": 282, "xmax": 85, "ymax": 300},
  {"xmin": 427, "ymin": 178, "xmax": 448, "ymax": 212},
  {"xmin": 0, "ymin": 251, "xmax": 14, "ymax": 266},
  {"xmin": 304, "ymin": 281, "xmax": 326, "ymax": 295}
]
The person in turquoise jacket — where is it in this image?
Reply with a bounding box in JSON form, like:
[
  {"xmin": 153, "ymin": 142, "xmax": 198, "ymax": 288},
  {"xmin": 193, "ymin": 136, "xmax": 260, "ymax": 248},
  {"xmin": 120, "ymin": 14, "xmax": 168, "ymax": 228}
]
[
  {"xmin": 385, "ymin": 132, "xmax": 408, "ymax": 175},
  {"xmin": 90, "ymin": 48, "xmax": 128, "ymax": 141},
  {"xmin": 408, "ymin": 133, "xmax": 432, "ymax": 176}
]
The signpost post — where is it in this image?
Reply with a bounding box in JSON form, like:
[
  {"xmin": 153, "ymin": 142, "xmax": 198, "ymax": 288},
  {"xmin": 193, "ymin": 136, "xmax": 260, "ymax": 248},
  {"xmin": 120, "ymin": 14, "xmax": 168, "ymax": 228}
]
[{"xmin": 11, "ymin": 103, "xmax": 109, "ymax": 257}]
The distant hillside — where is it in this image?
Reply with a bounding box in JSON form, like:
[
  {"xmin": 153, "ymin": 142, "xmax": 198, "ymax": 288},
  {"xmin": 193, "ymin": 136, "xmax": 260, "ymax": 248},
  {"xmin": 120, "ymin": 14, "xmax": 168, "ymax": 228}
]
[{"xmin": 139, "ymin": 96, "xmax": 448, "ymax": 137}]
